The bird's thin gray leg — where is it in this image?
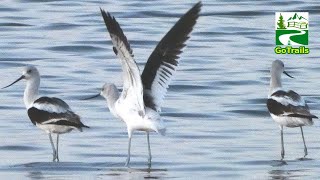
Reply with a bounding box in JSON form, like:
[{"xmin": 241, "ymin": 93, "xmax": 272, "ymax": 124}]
[
  {"xmin": 56, "ymin": 134, "xmax": 60, "ymax": 162},
  {"xmin": 300, "ymin": 126, "xmax": 308, "ymax": 157},
  {"xmin": 125, "ymin": 135, "xmax": 132, "ymax": 167},
  {"xmin": 280, "ymin": 126, "xmax": 285, "ymax": 160},
  {"xmin": 49, "ymin": 133, "xmax": 56, "ymax": 162},
  {"xmin": 147, "ymin": 132, "xmax": 152, "ymax": 167}
]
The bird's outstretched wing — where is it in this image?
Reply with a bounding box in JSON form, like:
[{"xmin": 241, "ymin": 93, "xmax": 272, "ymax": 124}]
[
  {"xmin": 141, "ymin": 2, "xmax": 202, "ymax": 112},
  {"xmin": 100, "ymin": 9, "xmax": 145, "ymax": 115},
  {"xmin": 28, "ymin": 97, "xmax": 89, "ymax": 130},
  {"xmin": 267, "ymin": 90, "xmax": 318, "ymax": 119}
]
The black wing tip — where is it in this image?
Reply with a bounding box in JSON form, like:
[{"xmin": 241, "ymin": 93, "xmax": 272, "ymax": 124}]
[
  {"xmin": 82, "ymin": 124, "xmax": 90, "ymax": 128},
  {"xmin": 100, "ymin": 8, "xmax": 113, "ymax": 20},
  {"xmin": 186, "ymin": 1, "xmax": 202, "ymax": 19},
  {"xmin": 100, "ymin": 7, "xmax": 133, "ymax": 57},
  {"xmin": 74, "ymin": 114, "xmax": 90, "ymax": 128},
  {"xmin": 286, "ymin": 113, "xmax": 318, "ymax": 119},
  {"xmin": 174, "ymin": 1, "xmax": 201, "ymax": 32},
  {"xmin": 193, "ymin": 1, "xmax": 203, "ymax": 13},
  {"xmin": 311, "ymin": 114, "xmax": 318, "ymax": 119},
  {"xmin": 99, "ymin": 8, "xmax": 116, "ymax": 33},
  {"xmin": 77, "ymin": 123, "xmax": 89, "ymax": 132}
]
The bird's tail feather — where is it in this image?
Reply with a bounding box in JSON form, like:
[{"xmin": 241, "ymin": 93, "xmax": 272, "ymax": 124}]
[
  {"xmin": 78, "ymin": 124, "xmax": 90, "ymax": 132},
  {"xmin": 157, "ymin": 127, "xmax": 166, "ymax": 136}
]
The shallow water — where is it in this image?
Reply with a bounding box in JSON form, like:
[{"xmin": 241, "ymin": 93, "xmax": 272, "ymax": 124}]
[{"xmin": 1, "ymin": 0, "xmax": 320, "ymax": 179}]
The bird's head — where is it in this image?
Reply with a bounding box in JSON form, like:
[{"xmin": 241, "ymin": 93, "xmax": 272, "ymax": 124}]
[
  {"xmin": 272, "ymin": 60, "xmax": 294, "ymax": 78},
  {"xmin": 2, "ymin": 65, "xmax": 40, "ymax": 89},
  {"xmin": 82, "ymin": 83, "xmax": 118, "ymax": 100}
]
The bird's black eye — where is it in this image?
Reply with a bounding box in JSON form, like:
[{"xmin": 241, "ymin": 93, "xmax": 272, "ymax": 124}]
[{"xmin": 27, "ymin": 70, "xmax": 32, "ymax": 73}]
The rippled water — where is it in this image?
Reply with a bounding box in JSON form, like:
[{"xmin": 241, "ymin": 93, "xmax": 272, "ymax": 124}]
[{"xmin": 1, "ymin": 0, "xmax": 320, "ymax": 179}]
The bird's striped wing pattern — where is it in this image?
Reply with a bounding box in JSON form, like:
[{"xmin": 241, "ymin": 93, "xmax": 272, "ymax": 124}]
[
  {"xmin": 141, "ymin": 2, "xmax": 201, "ymax": 112},
  {"xmin": 27, "ymin": 97, "xmax": 88, "ymax": 130},
  {"xmin": 100, "ymin": 9, "xmax": 145, "ymax": 115},
  {"xmin": 267, "ymin": 90, "xmax": 318, "ymax": 119}
]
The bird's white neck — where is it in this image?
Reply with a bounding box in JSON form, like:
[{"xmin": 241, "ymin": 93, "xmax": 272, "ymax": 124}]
[
  {"xmin": 269, "ymin": 71, "xmax": 282, "ymax": 96},
  {"xmin": 24, "ymin": 77, "xmax": 40, "ymax": 108}
]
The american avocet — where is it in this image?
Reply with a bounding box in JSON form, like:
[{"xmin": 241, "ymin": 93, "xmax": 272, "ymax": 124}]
[
  {"xmin": 267, "ymin": 60, "xmax": 318, "ymax": 160},
  {"xmin": 2, "ymin": 66, "xmax": 89, "ymax": 162},
  {"xmin": 84, "ymin": 2, "xmax": 201, "ymax": 167}
]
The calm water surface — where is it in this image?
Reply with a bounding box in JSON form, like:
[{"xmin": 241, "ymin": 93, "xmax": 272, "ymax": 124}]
[{"xmin": 1, "ymin": 0, "xmax": 320, "ymax": 179}]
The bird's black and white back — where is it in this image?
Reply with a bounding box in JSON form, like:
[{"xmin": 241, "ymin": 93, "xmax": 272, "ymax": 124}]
[
  {"xmin": 28, "ymin": 97, "xmax": 88, "ymax": 133},
  {"xmin": 267, "ymin": 90, "xmax": 317, "ymax": 127}
]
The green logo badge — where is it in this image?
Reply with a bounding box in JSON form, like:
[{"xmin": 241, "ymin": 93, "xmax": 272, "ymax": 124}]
[{"xmin": 275, "ymin": 12, "xmax": 309, "ymax": 54}]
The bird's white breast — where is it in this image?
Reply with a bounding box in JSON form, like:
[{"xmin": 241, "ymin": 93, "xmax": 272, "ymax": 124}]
[{"xmin": 114, "ymin": 101, "xmax": 165, "ymax": 133}]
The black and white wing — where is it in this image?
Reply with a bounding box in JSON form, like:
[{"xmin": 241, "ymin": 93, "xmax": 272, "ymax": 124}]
[
  {"xmin": 267, "ymin": 90, "xmax": 318, "ymax": 119},
  {"xmin": 141, "ymin": 2, "xmax": 202, "ymax": 112},
  {"xmin": 28, "ymin": 97, "xmax": 89, "ymax": 130},
  {"xmin": 100, "ymin": 9, "xmax": 145, "ymax": 115}
]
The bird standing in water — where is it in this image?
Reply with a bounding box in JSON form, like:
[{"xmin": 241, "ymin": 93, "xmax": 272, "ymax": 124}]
[
  {"xmin": 267, "ymin": 60, "xmax": 317, "ymax": 160},
  {"xmin": 3, "ymin": 66, "xmax": 89, "ymax": 162},
  {"xmin": 85, "ymin": 2, "xmax": 201, "ymax": 167}
]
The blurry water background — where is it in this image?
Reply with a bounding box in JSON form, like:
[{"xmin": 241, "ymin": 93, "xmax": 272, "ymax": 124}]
[{"xmin": 1, "ymin": 0, "xmax": 320, "ymax": 179}]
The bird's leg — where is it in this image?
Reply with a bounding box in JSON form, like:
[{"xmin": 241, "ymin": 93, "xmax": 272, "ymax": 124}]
[
  {"xmin": 56, "ymin": 134, "xmax": 60, "ymax": 162},
  {"xmin": 125, "ymin": 134, "xmax": 132, "ymax": 167},
  {"xmin": 300, "ymin": 126, "xmax": 308, "ymax": 157},
  {"xmin": 280, "ymin": 126, "xmax": 285, "ymax": 160},
  {"xmin": 147, "ymin": 132, "xmax": 152, "ymax": 167},
  {"xmin": 49, "ymin": 133, "xmax": 56, "ymax": 162}
]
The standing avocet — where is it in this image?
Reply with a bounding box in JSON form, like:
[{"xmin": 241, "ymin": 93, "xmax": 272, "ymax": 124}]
[
  {"xmin": 2, "ymin": 66, "xmax": 89, "ymax": 162},
  {"xmin": 267, "ymin": 60, "xmax": 318, "ymax": 160},
  {"xmin": 84, "ymin": 2, "xmax": 201, "ymax": 166}
]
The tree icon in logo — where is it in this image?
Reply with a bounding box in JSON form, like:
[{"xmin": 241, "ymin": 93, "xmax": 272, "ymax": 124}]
[{"xmin": 277, "ymin": 13, "xmax": 286, "ymax": 29}]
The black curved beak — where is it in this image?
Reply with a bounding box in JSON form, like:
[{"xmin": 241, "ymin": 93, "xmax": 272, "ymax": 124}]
[
  {"xmin": 283, "ymin": 71, "xmax": 294, "ymax": 78},
  {"xmin": 82, "ymin": 93, "xmax": 100, "ymax": 100},
  {"xmin": 2, "ymin": 75, "xmax": 25, "ymax": 89}
]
